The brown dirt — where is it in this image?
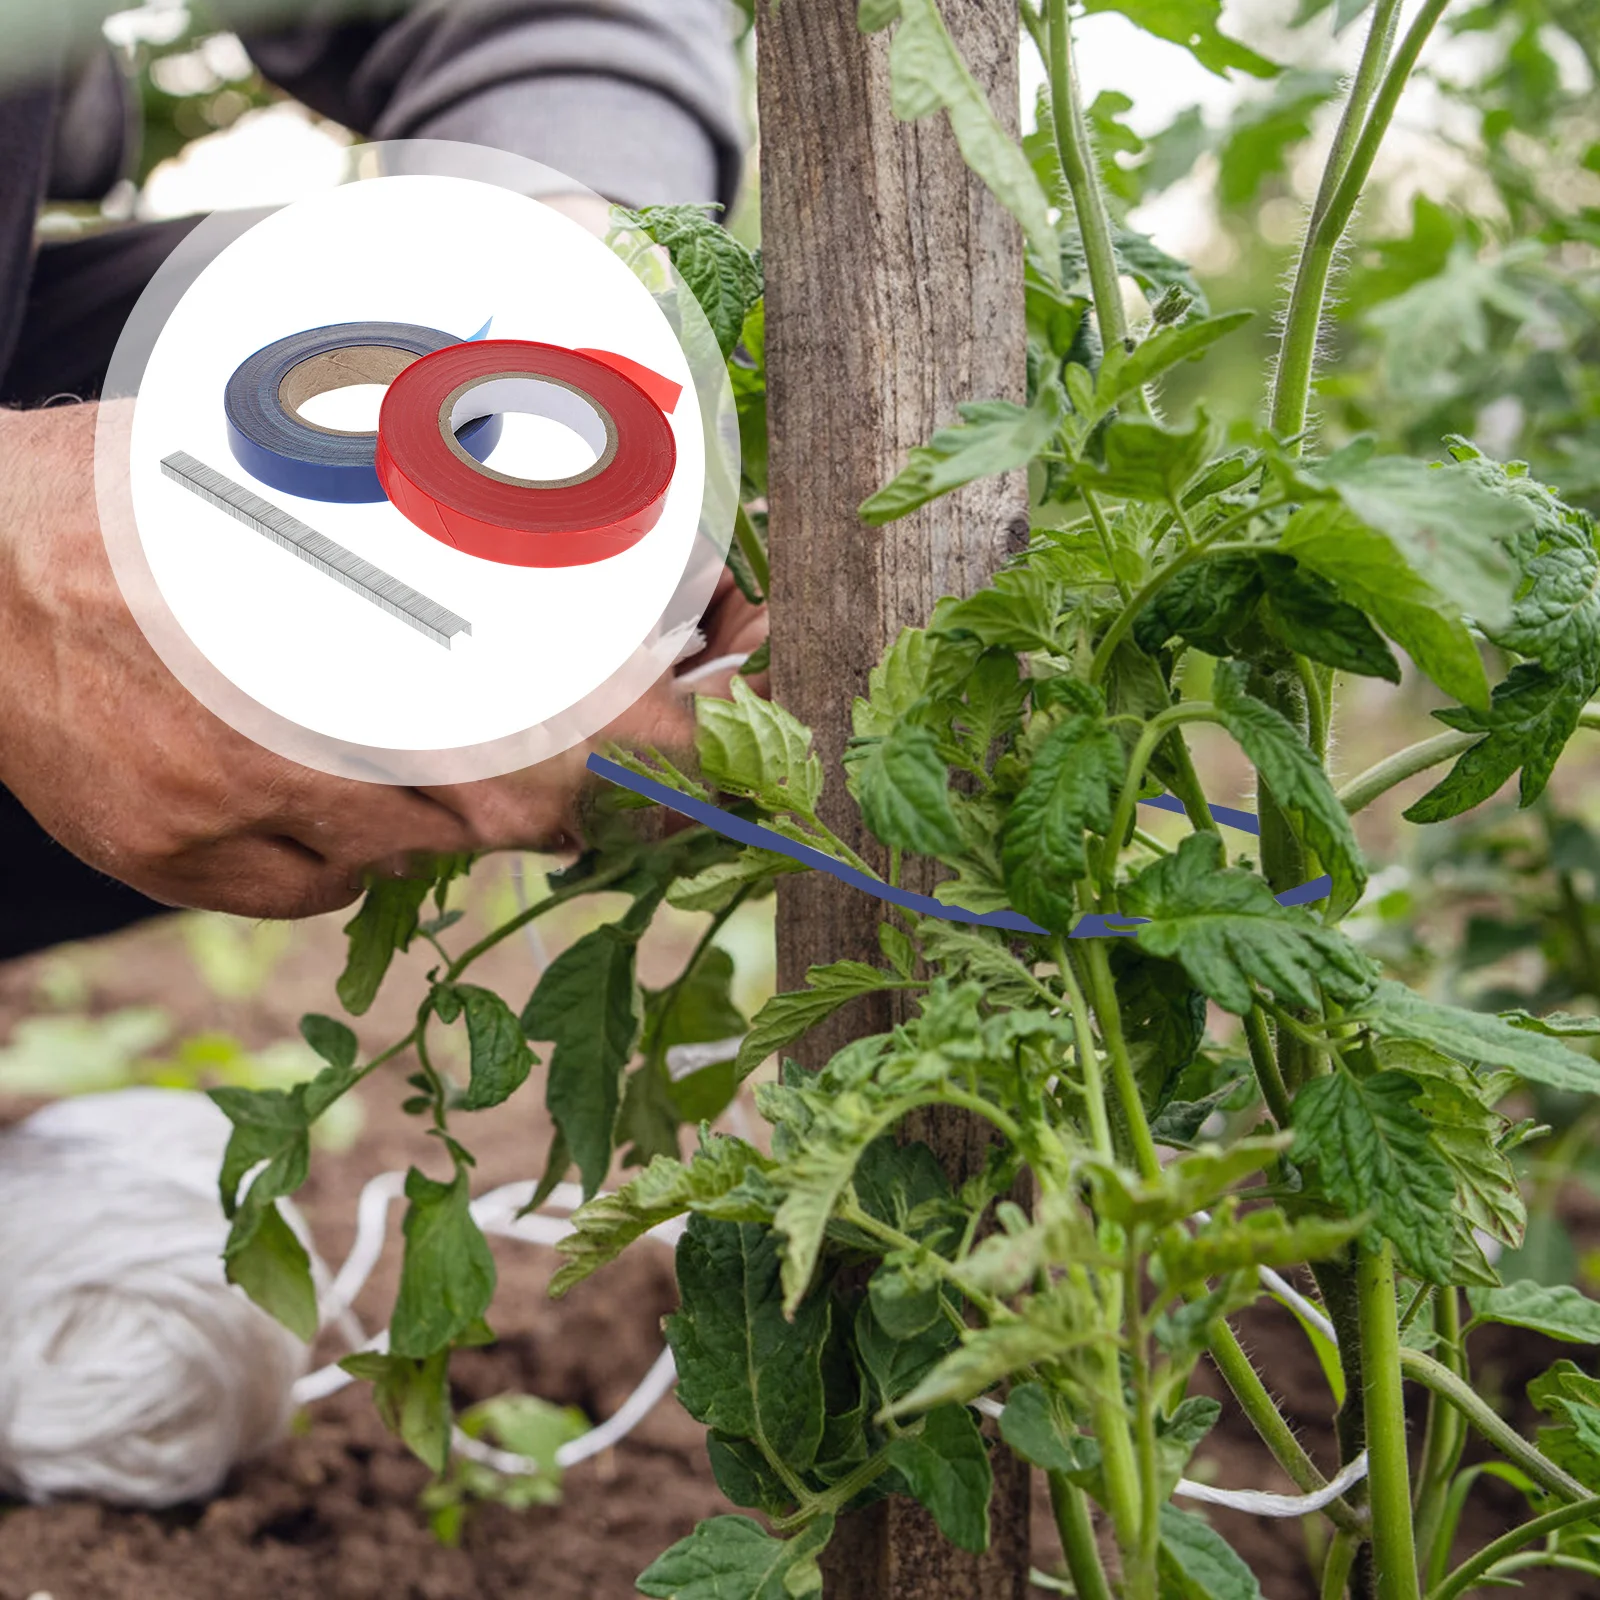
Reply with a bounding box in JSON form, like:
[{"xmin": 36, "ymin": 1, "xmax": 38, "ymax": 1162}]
[{"xmin": 0, "ymin": 898, "xmax": 1596, "ymax": 1599}]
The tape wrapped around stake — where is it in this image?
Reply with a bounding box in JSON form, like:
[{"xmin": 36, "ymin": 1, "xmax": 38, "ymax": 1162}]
[
  {"xmin": 375, "ymin": 339, "xmax": 680, "ymax": 568},
  {"xmin": 224, "ymin": 322, "xmax": 503, "ymax": 504}
]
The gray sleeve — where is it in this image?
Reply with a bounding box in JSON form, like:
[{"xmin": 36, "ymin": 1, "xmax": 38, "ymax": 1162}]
[{"xmin": 239, "ymin": 0, "xmax": 745, "ymax": 209}]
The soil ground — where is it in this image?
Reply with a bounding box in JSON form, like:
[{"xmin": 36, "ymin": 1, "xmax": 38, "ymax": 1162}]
[{"xmin": 0, "ymin": 868, "xmax": 1595, "ymax": 1599}]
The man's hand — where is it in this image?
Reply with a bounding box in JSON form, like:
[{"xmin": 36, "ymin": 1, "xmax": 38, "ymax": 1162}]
[{"xmin": 0, "ymin": 402, "xmax": 764, "ymax": 920}]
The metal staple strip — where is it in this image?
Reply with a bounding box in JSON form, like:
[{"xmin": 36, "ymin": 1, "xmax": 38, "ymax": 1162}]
[{"xmin": 159, "ymin": 450, "xmax": 472, "ymax": 648}]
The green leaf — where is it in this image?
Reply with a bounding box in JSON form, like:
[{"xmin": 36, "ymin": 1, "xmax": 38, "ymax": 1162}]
[
  {"xmin": 224, "ymin": 1203, "xmax": 317, "ymax": 1343},
  {"xmin": 300, "ymin": 1013, "xmax": 357, "ymax": 1073},
  {"xmin": 861, "ymin": 387, "xmax": 1064, "ymax": 525},
  {"xmin": 1073, "ymin": 412, "xmax": 1216, "ymax": 503},
  {"xmin": 1406, "ymin": 664, "xmax": 1591, "ymax": 823},
  {"xmin": 1279, "ymin": 500, "xmax": 1490, "ymax": 709},
  {"xmin": 390, "ymin": 1166, "xmax": 497, "ymax": 1359},
  {"xmin": 1470, "ymin": 1282, "xmax": 1600, "ymax": 1344},
  {"xmin": 1213, "ymin": 662, "xmax": 1367, "ymax": 917},
  {"xmin": 1290, "ymin": 1070, "xmax": 1456, "ymax": 1282},
  {"xmin": 523, "ymin": 924, "xmax": 642, "ymax": 1196},
  {"xmin": 667, "ymin": 1217, "xmax": 831, "ymax": 1472},
  {"xmin": 930, "ymin": 566, "xmax": 1064, "ymax": 654},
  {"xmin": 1125, "ymin": 833, "xmax": 1376, "ymax": 1015},
  {"xmin": 847, "ymin": 723, "xmax": 964, "ymax": 857},
  {"xmin": 622, "ymin": 205, "xmax": 763, "ymax": 360},
  {"xmin": 336, "ymin": 876, "xmax": 432, "ymax": 1015},
  {"xmin": 340, "ymin": 1350, "xmax": 452, "ymax": 1475},
  {"xmin": 1365, "ymin": 242, "xmax": 1548, "ymax": 399},
  {"xmin": 736, "ymin": 961, "xmax": 912, "ymax": 1079},
  {"xmin": 668, "ymin": 851, "xmax": 804, "ymax": 914},
  {"xmin": 884, "ymin": 1404, "xmax": 993, "ymax": 1553},
  {"xmin": 887, "ymin": 0, "xmax": 1060, "ymax": 281},
  {"xmin": 853, "ymin": 627, "xmax": 939, "ymax": 738},
  {"xmin": 999, "ymin": 1383, "xmax": 1089, "ymax": 1474},
  {"xmin": 445, "ymin": 985, "xmax": 535, "ymax": 1111},
  {"xmin": 1132, "ymin": 551, "xmax": 1263, "ymax": 658},
  {"xmin": 697, "ymin": 677, "xmax": 823, "ymax": 817},
  {"xmin": 1408, "ymin": 456, "xmax": 1600, "ymax": 820},
  {"xmin": 1158, "ymin": 1504, "xmax": 1264, "ymax": 1600},
  {"xmin": 1001, "ymin": 713, "xmax": 1126, "ymax": 934},
  {"xmin": 1093, "ymin": 311, "xmax": 1253, "ymax": 414},
  {"xmin": 1352, "ymin": 981, "xmax": 1600, "ymax": 1095},
  {"xmin": 553, "ymin": 1136, "xmax": 773, "ymax": 1295},
  {"xmin": 1375, "ymin": 1040, "xmax": 1524, "ymax": 1255},
  {"xmin": 1215, "ymin": 71, "xmax": 1339, "ymax": 207},
  {"xmin": 637, "ymin": 1513, "xmax": 833, "ymax": 1600},
  {"xmin": 1256, "ymin": 553, "xmax": 1401, "ymax": 682},
  {"xmin": 887, "ymin": 1282, "xmax": 1107, "ymax": 1416},
  {"xmin": 1084, "ymin": 0, "xmax": 1276, "ymax": 77}
]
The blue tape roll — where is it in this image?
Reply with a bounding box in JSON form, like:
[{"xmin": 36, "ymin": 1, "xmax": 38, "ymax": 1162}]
[{"xmin": 224, "ymin": 321, "xmax": 503, "ymax": 503}]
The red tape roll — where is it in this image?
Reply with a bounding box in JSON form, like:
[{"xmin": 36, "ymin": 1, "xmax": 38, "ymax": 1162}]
[{"xmin": 375, "ymin": 340, "xmax": 679, "ymax": 568}]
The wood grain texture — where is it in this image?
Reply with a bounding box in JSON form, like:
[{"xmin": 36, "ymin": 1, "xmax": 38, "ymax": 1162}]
[{"xmin": 756, "ymin": 2, "xmax": 1031, "ymax": 1593}]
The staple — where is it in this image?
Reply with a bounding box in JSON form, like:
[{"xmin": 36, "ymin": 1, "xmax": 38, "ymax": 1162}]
[{"xmin": 160, "ymin": 450, "xmax": 471, "ymax": 648}]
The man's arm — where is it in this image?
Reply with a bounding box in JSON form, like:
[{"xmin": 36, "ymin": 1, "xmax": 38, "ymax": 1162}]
[{"xmin": 237, "ymin": 0, "xmax": 746, "ymax": 208}]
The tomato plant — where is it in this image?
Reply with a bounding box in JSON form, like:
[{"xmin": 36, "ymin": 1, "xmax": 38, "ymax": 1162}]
[{"xmin": 211, "ymin": 1, "xmax": 1600, "ymax": 1596}]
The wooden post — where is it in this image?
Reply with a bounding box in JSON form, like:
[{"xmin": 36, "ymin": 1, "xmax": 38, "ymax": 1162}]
[{"xmin": 756, "ymin": 2, "xmax": 1031, "ymax": 1594}]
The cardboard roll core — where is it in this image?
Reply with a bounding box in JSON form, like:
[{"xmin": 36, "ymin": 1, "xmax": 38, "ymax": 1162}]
[{"xmin": 225, "ymin": 322, "xmax": 500, "ymax": 503}]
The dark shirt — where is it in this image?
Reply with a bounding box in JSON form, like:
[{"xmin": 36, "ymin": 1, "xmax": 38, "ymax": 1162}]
[{"xmin": 0, "ymin": 0, "xmax": 746, "ymax": 385}]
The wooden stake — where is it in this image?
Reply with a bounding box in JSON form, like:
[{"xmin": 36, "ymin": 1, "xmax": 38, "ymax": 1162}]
[{"xmin": 757, "ymin": 2, "xmax": 1031, "ymax": 1593}]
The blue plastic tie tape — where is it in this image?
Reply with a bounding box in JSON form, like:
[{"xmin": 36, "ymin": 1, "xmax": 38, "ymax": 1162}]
[
  {"xmin": 224, "ymin": 320, "xmax": 502, "ymax": 504},
  {"xmin": 585, "ymin": 755, "xmax": 1332, "ymax": 937}
]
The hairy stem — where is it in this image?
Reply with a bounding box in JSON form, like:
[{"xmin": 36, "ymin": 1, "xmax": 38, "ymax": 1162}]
[
  {"xmin": 1324, "ymin": 1528, "xmax": 1362, "ymax": 1600},
  {"xmin": 1208, "ymin": 1319, "xmax": 1367, "ymax": 1535},
  {"xmin": 1359, "ymin": 1245, "xmax": 1421, "ymax": 1600},
  {"xmin": 1399, "ymin": 1348, "xmax": 1590, "ymax": 1503},
  {"xmin": 1046, "ymin": 0, "xmax": 1127, "ymax": 354},
  {"xmin": 1270, "ymin": 0, "xmax": 1448, "ymax": 442}
]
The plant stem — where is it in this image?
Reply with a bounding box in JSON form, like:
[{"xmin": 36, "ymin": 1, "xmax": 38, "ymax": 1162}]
[
  {"xmin": 1208, "ymin": 1318, "xmax": 1367, "ymax": 1535},
  {"xmin": 1321, "ymin": 705, "xmax": 1600, "ymax": 819},
  {"xmin": 1083, "ymin": 487, "xmax": 1133, "ymax": 603},
  {"xmin": 1428, "ymin": 1496, "xmax": 1600, "ymax": 1600},
  {"xmin": 1270, "ymin": 0, "xmax": 1443, "ymax": 441},
  {"xmin": 1413, "ymin": 1288, "xmax": 1466, "ymax": 1583},
  {"xmin": 1274, "ymin": 0, "xmax": 1404, "ymax": 445},
  {"xmin": 1398, "ymin": 1348, "xmax": 1591, "ymax": 1504},
  {"xmin": 1048, "ymin": 1472, "xmax": 1116, "ymax": 1600},
  {"xmin": 1057, "ymin": 945, "xmax": 1115, "ymax": 1159},
  {"xmin": 733, "ymin": 504, "xmax": 771, "ymax": 599},
  {"xmin": 1244, "ymin": 1006, "xmax": 1295, "ymax": 1127},
  {"xmin": 1046, "ymin": 0, "xmax": 1127, "ymax": 354},
  {"xmin": 1336, "ymin": 733, "xmax": 1480, "ymax": 816},
  {"xmin": 1324, "ymin": 1528, "xmax": 1362, "ymax": 1600},
  {"xmin": 1099, "ymin": 703, "xmax": 1219, "ymax": 900},
  {"xmin": 448, "ymin": 858, "xmax": 637, "ymax": 976},
  {"xmin": 1082, "ymin": 940, "xmax": 1161, "ymax": 1180},
  {"xmin": 1128, "ymin": 1254, "xmax": 1161, "ymax": 1600},
  {"xmin": 1359, "ymin": 1244, "xmax": 1421, "ymax": 1600}
]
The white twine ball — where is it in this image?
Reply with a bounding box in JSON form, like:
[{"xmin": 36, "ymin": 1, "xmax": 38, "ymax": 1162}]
[{"xmin": 0, "ymin": 1088, "xmax": 308, "ymax": 1507}]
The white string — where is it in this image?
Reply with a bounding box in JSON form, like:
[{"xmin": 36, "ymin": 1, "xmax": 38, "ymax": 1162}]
[
  {"xmin": 1173, "ymin": 1452, "xmax": 1369, "ymax": 1517},
  {"xmin": 291, "ymin": 1172, "xmax": 683, "ymax": 1480},
  {"xmin": 971, "ymin": 1398, "xmax": 1367, "ymax": 1518},
  {"xmin": 675, "ymin": 650, "xmax": 753, "ymax": 687}
]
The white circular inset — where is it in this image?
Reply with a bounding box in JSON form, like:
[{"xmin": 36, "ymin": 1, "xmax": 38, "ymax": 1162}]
[{"xmin": 95, "ymin": 144, "xmax": 738, "ymax": 785}]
